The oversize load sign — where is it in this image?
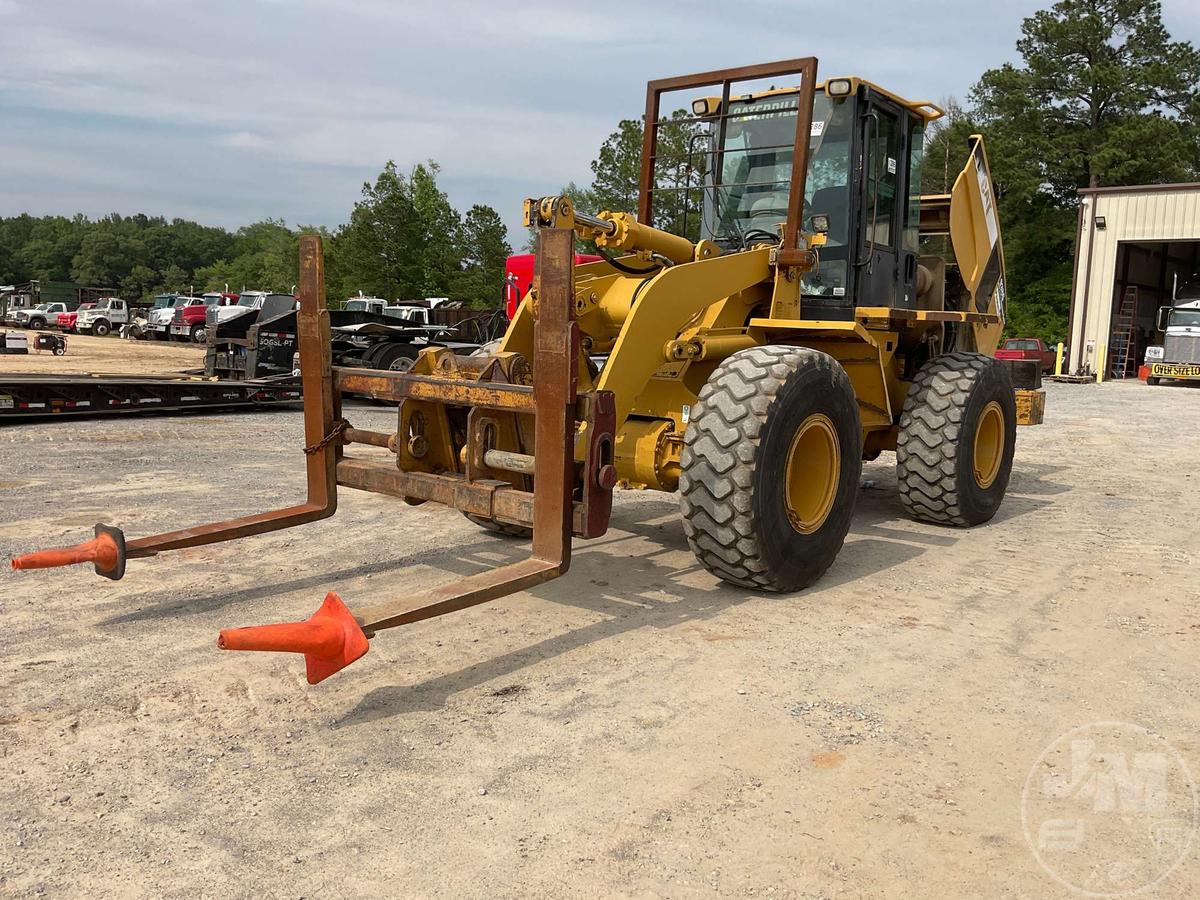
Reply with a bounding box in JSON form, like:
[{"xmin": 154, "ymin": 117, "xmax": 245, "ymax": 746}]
[{"xmin": 1151, "ymin": 363, "xmax": 1200, "ymax": 378}]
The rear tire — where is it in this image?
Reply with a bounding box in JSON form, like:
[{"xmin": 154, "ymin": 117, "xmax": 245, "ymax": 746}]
[
  {"xmin": 897, "ymin": 351, "xmax": 1016, "ymax": 526},
  {"xmin": 361, "ymin": 342, "xmax": 390, "ymax": 368},
  {"xmin": 1146, "ymin": 376, "xmax": 1161, "ymax": 386},
  {"xmin": 680, "ymin": 346, "xmax": 862, "ymax": 592},
  {"xmin": 375, "ymin": 343, "xmax": 418, "ymax": 372}
]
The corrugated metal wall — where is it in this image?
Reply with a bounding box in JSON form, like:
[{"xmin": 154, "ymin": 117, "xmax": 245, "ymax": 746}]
[{"xmin": 1068, "ymin": 186, "xmax": 1200, "ymax": 376}]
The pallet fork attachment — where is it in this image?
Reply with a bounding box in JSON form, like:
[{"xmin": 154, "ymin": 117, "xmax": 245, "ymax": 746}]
[{"xmin": 10, "ymin": 230, "xmax": 616, "ymax": 683}]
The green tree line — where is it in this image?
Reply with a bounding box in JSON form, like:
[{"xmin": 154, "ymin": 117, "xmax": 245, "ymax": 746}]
[{"xmin": 0, "ymin": 161, "xmax": 513, "ymax": 309}]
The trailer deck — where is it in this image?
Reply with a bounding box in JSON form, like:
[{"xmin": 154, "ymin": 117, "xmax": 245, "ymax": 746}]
[{"xmin": 0, "ymin": 373, "xmax": 301, "ymax": 418}]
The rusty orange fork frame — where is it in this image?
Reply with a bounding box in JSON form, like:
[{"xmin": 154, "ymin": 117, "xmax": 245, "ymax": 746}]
[{"xmin": 11, "ymin": 229, "xmax": 617, "ymax": 683}]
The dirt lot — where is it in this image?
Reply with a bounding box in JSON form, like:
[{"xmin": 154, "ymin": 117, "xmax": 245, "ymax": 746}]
[
  {"xmin": 2, "ymin": 381, "xmax": 1199, "ymax": 898},
  {"xmin": 0, "ymin": 331, "xmax": 203, "ymax": 376}
]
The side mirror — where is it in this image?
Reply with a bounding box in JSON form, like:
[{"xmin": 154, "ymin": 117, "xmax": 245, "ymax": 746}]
[{"xmin": 1156, "ymin": 306, "xmax": 1171, "ymax": 332}]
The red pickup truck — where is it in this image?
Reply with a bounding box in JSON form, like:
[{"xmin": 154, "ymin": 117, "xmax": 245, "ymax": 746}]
[
  {"xmin": 995, "ymin": 338, "xmax": 1057, "ymax": 374},
  {"xmin": 55, "ymin": 303, "xmax": 96, "ymax": 333}
]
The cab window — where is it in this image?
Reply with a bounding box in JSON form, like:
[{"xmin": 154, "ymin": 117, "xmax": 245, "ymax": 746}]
[
  {"xmin": 865, "ymin": 109, "xmax": 899, "ymax": 247},
  {"xmin": 904, "ymin": 119, "xmax": 924, "ymax": 254}
]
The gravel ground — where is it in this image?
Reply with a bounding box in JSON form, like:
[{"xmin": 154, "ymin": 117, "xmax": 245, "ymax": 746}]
[
  {"xmin": 1, "ymin": 381, "xmax": 1199, "ymax": 898},
  {"xmin": 0, "ymin": 331, "xmax": 203, "ymax": 376}
]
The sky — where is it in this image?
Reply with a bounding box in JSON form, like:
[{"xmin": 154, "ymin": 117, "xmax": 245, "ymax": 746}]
[{"xmin": 2, "ymin": 0, "xmax": 1198, "ymax": 243}]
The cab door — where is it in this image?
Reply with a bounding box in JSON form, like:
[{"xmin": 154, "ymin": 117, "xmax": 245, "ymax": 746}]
[
  {"xmin": 858, "ymin": 100, "xmax": 902, "ymax": 308},
  {"xmin": 898, "ymin": 115, "xmax": 924, "ymax": 311}
]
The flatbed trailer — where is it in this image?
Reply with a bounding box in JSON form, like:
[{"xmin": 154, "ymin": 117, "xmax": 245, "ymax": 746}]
[
  {"xmin": 205, "ymin": 305, "xmax": 500, "ymax": 382},
  {"xmin": 0, "ymin": 373, "xmax": 301, "ymax": 419}
]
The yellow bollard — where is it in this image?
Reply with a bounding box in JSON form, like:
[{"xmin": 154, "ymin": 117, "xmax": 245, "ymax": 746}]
[{"xmin": 1054, "ymin": 342, "xmax": 1064, "ymax": 376}]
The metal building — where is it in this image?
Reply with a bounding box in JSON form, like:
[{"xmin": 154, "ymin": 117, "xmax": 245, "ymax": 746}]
[{"xmin": 1067, "ymin": 183, "xmax": 1200, "ymax": 378}]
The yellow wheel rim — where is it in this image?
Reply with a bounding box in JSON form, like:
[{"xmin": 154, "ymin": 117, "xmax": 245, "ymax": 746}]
[
  {"xmin": 973, "ymin": 401, "xmax": 1004, "ymax": 489},
  {"xmin": 784, "ymin": 413, "xmax": 840, "ymax": 534}
]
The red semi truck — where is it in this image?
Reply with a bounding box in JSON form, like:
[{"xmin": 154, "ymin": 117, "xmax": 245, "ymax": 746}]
[
  {"xmin": 170, "ymin": 292, "xmax": 239, "ymax": 343},
  {"xmin": 503, "ymin": 253, "xmax": 602, "ymax": 319}
]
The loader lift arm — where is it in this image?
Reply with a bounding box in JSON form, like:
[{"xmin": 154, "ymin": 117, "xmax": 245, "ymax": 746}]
[{"xmin": 12, "ymin": 230, "xmax": 615, "ymax": 682}]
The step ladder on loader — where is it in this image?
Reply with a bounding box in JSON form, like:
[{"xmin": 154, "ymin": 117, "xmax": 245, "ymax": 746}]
[{"xmin": 11, "ymin": 230, "xmax": 617, "ymax": 683}]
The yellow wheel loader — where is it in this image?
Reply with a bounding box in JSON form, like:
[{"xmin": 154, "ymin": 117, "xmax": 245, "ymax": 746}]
[{"xmin": 13, "ymin": 58, "xmax": 1036, "ymax": 684}]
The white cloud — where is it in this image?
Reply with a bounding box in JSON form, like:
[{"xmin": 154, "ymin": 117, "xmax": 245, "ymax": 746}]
[
  {"xmin": 216, "ymin": 131, "xmax": 270, "ymax": 149},
  {"xmin": 2, "ymin": 0, "xmax": 1194, "ymax": 239}
]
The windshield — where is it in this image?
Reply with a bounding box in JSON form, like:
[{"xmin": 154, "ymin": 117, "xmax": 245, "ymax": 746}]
[
  {"xmin": 698, "ymin": 90, "xmax": 854, "ymax": 297},
  {"xmin": 385, "ymin": 308, "xmax": 421, "ymax": 321},
  {"xmin": 238, "ymin": 295, "xmax": 261, "ymax": 307},
  {"xmin": 1169, "ymin": 310, "xmax": 1200, "ymax": 328},
  {"xmin": 1175, "ymin": 278, "xmax": 1199, "ymax": 302}
]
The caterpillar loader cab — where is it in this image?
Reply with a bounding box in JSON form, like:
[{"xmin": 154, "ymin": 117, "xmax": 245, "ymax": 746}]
[
  {"xmin": 12, "ymin": 57, "xmax": 1029, "ymax": 685},
  {"xmin": 681, "ymin": 75, "xmax": 942, "ymax": 320}
]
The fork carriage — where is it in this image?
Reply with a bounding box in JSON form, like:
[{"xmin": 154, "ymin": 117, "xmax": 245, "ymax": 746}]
[{"xmin": 13, "ymin": 230, "xmax": 616, "ymax": 682}]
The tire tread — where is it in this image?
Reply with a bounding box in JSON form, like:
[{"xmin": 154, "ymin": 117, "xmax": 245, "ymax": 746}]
[
  {"xmin": 897, "ymin": 351, "xmax": 1006, "ymax": 526},
  {"xmin": 681, "ymin": 345, "xmax": 849, "ymax": 590}
]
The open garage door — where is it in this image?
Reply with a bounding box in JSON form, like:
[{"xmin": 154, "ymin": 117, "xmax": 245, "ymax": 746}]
[{"xmin": 1107, "ymin": 240, "xmax": 1200, "ymax": 378}]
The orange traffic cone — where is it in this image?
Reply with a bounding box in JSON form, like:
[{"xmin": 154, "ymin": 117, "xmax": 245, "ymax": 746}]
[
  {"xmin": 11, "ymin": 524, "xmax": 126, "ymax": 580},
  {"xmin": 217, "ymin": 591, "xmax": 369, "ymax": 684}
]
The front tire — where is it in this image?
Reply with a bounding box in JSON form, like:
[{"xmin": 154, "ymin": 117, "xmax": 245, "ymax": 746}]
[
  {"xmin": 92, "ymin": 321, "xmax": 111, "ymax": 337},
  {"xmin": 680, "ymin": 346, "xmax": 862, "ymax": 592},
  {"xmin": 897, "ymin": 351, "xmax": 1016, "ymax": 526}
]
